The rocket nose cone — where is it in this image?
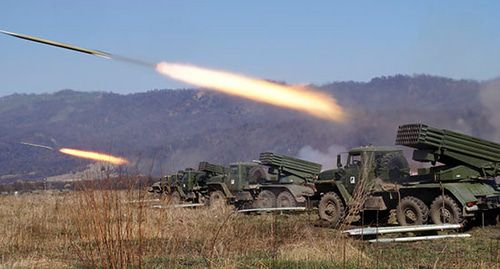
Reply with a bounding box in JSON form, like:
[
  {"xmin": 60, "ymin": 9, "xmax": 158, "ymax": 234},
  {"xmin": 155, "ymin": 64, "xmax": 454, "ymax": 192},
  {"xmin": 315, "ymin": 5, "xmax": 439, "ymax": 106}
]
[{"xmin": 0, "ymin": 29, "xmax": 16, "ymax": 36}]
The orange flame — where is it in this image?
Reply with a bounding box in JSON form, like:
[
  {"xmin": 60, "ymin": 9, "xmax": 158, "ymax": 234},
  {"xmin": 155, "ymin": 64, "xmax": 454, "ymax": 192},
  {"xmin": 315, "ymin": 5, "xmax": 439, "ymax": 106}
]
[
  {"xmin": 59, "ymin": 148, "xmax": 128, "ymax": 165},
  {"xmin": 155, "ymin": 62, "xmax": 345, "ymax": 122}
]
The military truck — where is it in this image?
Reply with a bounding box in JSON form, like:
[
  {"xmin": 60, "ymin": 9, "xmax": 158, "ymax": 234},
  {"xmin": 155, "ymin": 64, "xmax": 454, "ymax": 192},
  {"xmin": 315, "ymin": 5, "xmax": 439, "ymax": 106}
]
[
  {"xmin": 148, "ymin": 162, "xmax": 228, "ymax": 204},
  {"xmin": 206, "ymin": 152, "xmax": 321, "ymax": 208},
  {"xmin": 315, "ymin": 123, "xmax": 500, "ymax": 227},
  {"xmin": 148, "ymin": 171, "xmax": 183, "ymax": 201}
]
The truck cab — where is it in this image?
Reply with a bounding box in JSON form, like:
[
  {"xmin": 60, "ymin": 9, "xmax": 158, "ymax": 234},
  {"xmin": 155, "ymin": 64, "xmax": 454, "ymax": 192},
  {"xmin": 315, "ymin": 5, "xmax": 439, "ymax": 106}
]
[
  {"xmin": 315, "ymin": 146, "xmax": 410, "ymax": 225},
  {"xmin": 316, "ymin": 146, "xmax": 408, "ymax": 196},
  {"xmin": 206, "ymin": 162, "xmax": 260, "ymax": 202}
]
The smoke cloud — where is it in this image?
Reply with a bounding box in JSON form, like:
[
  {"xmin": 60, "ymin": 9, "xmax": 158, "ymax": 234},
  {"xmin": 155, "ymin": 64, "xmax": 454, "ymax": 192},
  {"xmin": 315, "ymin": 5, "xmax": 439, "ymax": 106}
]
[
  {"xmin": 479, "ymin": 78, "xmax": 500, "ymax": 139},
  {"xmin": 297, "ymin": 145, "xmax": 347, "ymax": 170}
]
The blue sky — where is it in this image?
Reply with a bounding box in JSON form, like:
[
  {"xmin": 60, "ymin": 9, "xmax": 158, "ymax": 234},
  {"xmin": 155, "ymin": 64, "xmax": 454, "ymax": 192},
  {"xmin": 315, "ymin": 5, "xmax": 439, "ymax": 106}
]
[{"xmin": 1, "ymin": 1, "xmax": 499, "ymax": 96}]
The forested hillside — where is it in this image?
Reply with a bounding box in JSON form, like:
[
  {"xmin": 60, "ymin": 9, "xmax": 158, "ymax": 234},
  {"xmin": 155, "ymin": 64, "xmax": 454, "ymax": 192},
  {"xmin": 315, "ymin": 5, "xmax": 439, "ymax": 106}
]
[{"xmin": 0, "ymin": 74, "xmax": 496, "ymax": 182}]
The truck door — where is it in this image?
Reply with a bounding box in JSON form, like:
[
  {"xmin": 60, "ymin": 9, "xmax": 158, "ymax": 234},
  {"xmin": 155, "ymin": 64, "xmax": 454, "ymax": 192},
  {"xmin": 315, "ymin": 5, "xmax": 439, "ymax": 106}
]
[
  {"xmin": 344, "ymin": 153, "xmax": 362, "ymax": 193},
  {"xmin": 182, "ymin": 171, "xmax": 194, "ymax": 192},
  {"xmin": 227, "ymin": 165, "xmax": 240, "ymax": 192}
]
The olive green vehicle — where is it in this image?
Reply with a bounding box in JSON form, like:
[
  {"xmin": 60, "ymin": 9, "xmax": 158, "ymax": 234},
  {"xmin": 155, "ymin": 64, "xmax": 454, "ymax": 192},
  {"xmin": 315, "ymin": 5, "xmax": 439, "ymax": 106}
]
[
  {"xmin": 206, "ymin": 152, "xmax": 321, "ymax": 208},
  {"xmin": 315, "ymin": 123, "xmax": 500, "ymax": 227},
  {"xmin": 148, "ymin": 171, "xmax": 182, "ymax": 198},
  {"xmin": 148, "ymin": 162, "xmax": 228, "ymax": 204}
]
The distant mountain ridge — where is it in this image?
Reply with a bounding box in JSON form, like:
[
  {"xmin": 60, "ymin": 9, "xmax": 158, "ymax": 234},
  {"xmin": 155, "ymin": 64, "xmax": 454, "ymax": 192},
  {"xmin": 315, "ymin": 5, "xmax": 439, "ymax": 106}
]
[{"xmin": 0, "ymin": 74, "xmax": 496, "ymax": 182}]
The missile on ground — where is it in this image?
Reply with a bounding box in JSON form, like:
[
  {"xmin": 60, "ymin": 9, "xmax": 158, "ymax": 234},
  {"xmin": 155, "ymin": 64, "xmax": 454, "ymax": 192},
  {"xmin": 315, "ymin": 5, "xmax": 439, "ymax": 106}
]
[{"xmin": 0, "ymin": 29, "xmax": 112, "ymax": 59}]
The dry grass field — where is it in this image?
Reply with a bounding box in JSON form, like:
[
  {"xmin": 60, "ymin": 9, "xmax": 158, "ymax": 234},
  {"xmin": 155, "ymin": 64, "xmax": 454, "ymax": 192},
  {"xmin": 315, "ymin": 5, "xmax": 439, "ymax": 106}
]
[{"xmin": 0, "ymin": 185, "xmax": 498, "ymax": 269}]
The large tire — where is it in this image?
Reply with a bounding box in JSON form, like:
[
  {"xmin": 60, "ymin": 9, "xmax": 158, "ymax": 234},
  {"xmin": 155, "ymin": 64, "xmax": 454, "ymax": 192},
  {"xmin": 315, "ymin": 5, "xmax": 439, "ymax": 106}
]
[
  {"xmin": 149, "ymin": 184, "xmax": 161, "ymax": 194},
  {"xmin": 156, "ymin": 192, "xmax": 168, "ymax": 201},
  {"xmin": 276, "ymin": 191, "xmax": 297, "ymax": 208},
  {"xmin": 148, "ymin": 182, "xmax": 163, "ymax": 197},
  {"xmin": 430, "ymin": 195, "xmax": 464, "ymax": 224},
  {"xmin": 169, "ymin": 191, "xmax": 181, "ymax": 205},
  {"xmin": 149, "ymin": 187, "xmax": 164, "ymax": 200},
  {"xmin": 254, "ymin": 190, "xmax": 276, "ymax": 208},
  {"xmin": 318, "ymin": 192, "xmax": 345, "ymax": 226},
  {"xmin": 396, "ymin": 196, "xmax": 429, "ymax": 225},
  {"xmin": 377, "ymin": 152, "xmax": 409, "ymax": 183},
  {"xmin": 197, "ymin": 194, "xmax": 208, "ymax": 205},
  {"xmin": 209, "ymin": 190, "xmax": 226, "ymax": 206}
]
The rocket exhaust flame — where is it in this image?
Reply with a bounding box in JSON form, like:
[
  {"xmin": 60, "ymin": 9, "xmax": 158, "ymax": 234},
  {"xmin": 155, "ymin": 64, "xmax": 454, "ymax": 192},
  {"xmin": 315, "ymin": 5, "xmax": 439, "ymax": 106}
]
[
  {"xmin": 21, "ymin": 141, "xmax": 128, "ymax": 165},
  {"xmin": 155, "ymin": 62, "xmax": 345, "ymax": 122},
  {"xmin": 59, "ymin": 148, "xmax": 128, "ymax": 165},
  {"xmin": 1, "ymin": 29, "xmax": 346, "ymax": 121}
]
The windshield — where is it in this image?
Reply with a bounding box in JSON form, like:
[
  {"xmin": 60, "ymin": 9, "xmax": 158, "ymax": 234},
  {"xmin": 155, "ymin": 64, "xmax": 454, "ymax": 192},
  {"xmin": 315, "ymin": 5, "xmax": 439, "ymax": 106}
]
[
  {"xmin": 349, "ymin": 154, "xmax": 361, "ymax": 166},
  {"xmin": 230, "ymin": 165, "xmax": 239, "ymax": 177}
]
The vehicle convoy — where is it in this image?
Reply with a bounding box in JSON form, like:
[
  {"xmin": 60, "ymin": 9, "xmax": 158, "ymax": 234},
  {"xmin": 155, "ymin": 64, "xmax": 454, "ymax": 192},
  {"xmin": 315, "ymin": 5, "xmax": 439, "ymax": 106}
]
[
  {"xmin": 206, "ymin": 152, "xmax": 322, "ymax": 208},
  {"xmin": 315, "ymin": 123, "xmax": 500, "ymax": 226},
  {"xmin": 148, "ymin": 162, "xmax": 228, "ymax": 204},
  {"xmin": 149, "ymin": 170, "xmax": 183, "ymax": 196}
]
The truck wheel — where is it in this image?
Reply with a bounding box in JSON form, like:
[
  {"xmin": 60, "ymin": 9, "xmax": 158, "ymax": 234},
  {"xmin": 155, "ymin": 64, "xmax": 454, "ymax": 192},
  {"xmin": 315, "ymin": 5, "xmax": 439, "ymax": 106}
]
[
  {"xmin": 276, "ymin": 191, "xmax": 297, "ymax": 208},
  {"xmin": 169, "ymin": 191, "xmax": 181, "ymax": 205},
  {"xmin": 197, "ymin": 194, "xmax": 208, "ymax": 205},
  {"xmin": 150, "ymin": 188, "xmax": 163, "ymax": 199},
  {"xmin": 430, "ymin": 195, "xmax": 464, "ymax": 224},
  {"xmin": 158, "ymin": 192, "xmax": 169, "ymax": 201},
  {"xmin": 209, "ymin": 190, "xmax": 226, "ymax": 206},
  {"xmin": 318, "ymin": 192, "xmax": 345, "ymax": 226},
  {"xmin": 396, "ymin": 196, "xmax": 429, "ymax": 225},
  {"xmin": 254, "ymin": 190, "xmax": 276, "ymax": 208}
]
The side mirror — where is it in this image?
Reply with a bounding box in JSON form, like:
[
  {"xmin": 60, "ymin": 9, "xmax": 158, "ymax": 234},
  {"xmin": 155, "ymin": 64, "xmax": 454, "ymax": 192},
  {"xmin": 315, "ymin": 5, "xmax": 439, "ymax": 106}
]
[{"xmin": 337, "ymin": 154, "xmax": 343, "ymax": 168}]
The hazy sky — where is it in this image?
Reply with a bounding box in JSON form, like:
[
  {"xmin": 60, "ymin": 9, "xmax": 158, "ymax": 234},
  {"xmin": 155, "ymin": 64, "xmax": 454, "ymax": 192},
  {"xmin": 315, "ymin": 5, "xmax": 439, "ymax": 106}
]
[{"xmin": 1, "ymin": 1, "xmax": 499, "ymax": 96}]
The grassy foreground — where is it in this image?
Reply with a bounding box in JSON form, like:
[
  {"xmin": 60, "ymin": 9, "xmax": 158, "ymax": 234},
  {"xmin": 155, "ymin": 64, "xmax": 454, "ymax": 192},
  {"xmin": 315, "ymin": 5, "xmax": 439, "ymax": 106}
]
[{"xmin": 0, "ymin": 189, "xmax": 498, "ymax": 269}]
